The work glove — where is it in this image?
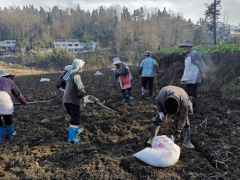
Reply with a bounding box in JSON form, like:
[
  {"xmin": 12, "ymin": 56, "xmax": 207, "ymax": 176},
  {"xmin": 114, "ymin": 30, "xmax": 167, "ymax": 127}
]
[
  {"xmin": 118, "ymin": 71, "xmax": 123, "ymax": 75},
  {"xmin": 78, "ymin": 90, "xmax": 86, "ymax": 97},
  {"xmin": 158, "ymin": 112, "xmax": 165, "ymax": 121},
  {"xmin": 201, "ymin": 73, "xmax": 207, "ymax": 79},
  {"xmin": 174, "ymin": 130, "xmax": 181, "ymax": 140}
]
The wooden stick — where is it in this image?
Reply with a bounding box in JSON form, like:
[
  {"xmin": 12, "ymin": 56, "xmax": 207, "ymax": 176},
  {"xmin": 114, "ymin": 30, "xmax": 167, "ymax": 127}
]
[{"xmin": 14, "ymin": 100, "xmax": 53, "ymax": 105}]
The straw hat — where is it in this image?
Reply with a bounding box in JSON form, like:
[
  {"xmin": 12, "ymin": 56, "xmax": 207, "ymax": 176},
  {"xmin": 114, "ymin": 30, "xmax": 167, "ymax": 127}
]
[{"xmin": 0, "ymin": 69, "xmax": 15, "ymax": 79}]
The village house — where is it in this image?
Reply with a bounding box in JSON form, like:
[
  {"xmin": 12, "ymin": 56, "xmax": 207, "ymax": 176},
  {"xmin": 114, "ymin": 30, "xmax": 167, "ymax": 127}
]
[
  {"xmin": 53, "ymin": 39, "xmax": 98, "ymax": 53},
  {"xmin": 0, "ymin": 40, "xmax": 17, "ymax": 51}
]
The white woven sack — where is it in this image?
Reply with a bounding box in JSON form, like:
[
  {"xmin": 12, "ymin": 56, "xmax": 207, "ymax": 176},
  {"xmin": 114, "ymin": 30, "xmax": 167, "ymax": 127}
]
[{"xmin": 133, "ymin": 135, "xmax": 180, "ymax": 167}]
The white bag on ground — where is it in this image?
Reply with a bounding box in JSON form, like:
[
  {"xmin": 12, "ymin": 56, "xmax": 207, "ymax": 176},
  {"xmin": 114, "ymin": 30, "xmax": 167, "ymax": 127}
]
[
  {"xmin": 94, "ymin": 71, "xmax": 103, "ymax": 75},
  {"xmin": 40, "ymin": 78, "xmax": 50, "ymax": 82},
  {"xmin": 133, "ymin": 135, "xmax": 180, "ymax": 167}
]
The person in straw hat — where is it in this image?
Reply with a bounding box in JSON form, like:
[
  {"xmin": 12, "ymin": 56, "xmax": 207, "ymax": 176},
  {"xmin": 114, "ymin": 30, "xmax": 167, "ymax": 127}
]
[
  {"xmin": 0, "ymin": 69, "xmax": 28, "ymax": 140},
  {"xmin": 179, "ymin": 39, "xmax": 206, "ymax": 109},
  {"xmin": 112, "ymin": 57, "xmax": 133, "ymax": 102},
  {"xmin": 63, "ymin": 59, "xmax": 86, "ymax": 143}
]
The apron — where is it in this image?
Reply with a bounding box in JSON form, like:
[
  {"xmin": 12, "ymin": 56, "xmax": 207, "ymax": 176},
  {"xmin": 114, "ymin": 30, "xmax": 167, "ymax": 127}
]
[
  {"xmin": 119, "ymin": 74, "xmax": 131, "ymax": 89},
  {"xmin": 181, "ymin": 56, "xmax": 199, "ymax": 84}
]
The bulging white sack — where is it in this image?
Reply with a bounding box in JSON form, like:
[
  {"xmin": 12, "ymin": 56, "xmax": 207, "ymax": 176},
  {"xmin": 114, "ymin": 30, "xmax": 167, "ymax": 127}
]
[{"xmin": 133, "ymin": 135, "xmax": 180, "ymax": 167}]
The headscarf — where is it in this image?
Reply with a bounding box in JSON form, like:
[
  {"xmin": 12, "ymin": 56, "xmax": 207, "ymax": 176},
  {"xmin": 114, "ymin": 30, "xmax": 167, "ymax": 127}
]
[
  {"xmin": 63, "ymin": 59, "xmax": 85, "ymax": 82},
  {"xmin": 64, "ymin": 65, "xmax": 72, "ymax": 71}
]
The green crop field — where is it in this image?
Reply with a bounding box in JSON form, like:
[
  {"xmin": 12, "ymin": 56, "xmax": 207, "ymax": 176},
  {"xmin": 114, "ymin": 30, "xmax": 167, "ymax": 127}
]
[{"xmin": 157, "ymin": 44, "xmax": 240, "ymax": 54}]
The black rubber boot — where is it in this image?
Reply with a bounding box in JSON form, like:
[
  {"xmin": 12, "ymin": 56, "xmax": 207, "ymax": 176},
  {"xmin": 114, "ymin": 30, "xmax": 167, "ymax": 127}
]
[
  {"xmin": 147, "ymin": 125, "xmax": 160, "ymax": 145},
  {"xmin": 189, "ymin": 96, "xmax": 196, "ymax": 109},
  {"xmin": 183, "ymin": 127, "xmax": 194, "ymax": 149}
]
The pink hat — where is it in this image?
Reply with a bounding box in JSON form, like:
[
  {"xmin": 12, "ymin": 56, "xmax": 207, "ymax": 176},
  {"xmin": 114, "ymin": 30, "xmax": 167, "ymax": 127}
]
[{"xmin": 112, "ymin": 57, "xmax": 121, "ymax": 65}]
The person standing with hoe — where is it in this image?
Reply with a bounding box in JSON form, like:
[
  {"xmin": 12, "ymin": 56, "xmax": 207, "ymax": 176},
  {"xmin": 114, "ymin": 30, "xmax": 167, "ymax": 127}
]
[
  {"xmin": 0, "ymin": 70, "xmax": 28, "ymax": 140},
  {"xmin": 179, "ymin": 40, "xmax": 206, "ymax": 109},
  {"xmin": 63, "ymin": 59, "xmax": 86, "ymax": 143}
]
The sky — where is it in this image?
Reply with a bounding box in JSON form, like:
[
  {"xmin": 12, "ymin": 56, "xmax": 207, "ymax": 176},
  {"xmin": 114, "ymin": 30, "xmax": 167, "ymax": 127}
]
[{"xmin": 1, "ymin": 0, "xmax": 239, "ymax": 26}]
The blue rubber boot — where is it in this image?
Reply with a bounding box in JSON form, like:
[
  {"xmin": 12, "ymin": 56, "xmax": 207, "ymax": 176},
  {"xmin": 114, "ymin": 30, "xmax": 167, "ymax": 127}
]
[
  {"xmin": 5, "ymin": 124, "xmax": 17, "ymax": 138},
  {"xmin": 64, "ymin": 108, "xmax": 68, "ymax": 114},
  {"xmin": 68, "ymin": 125, "xmax": 81, "ymax": 143},
  {"xmin": 128, "ymin": 90, "xmax": 132, "ymax": 100},
  {"xmin": 122, "ymin": 92, "xmax": 126, "ymax": 102},
  {"xmin": 0, "ymin": 126, "xmax": 5, "ymax": 140},
  {"xmin": 149, "ymin": 90, "xmax": 153, "ymax": 98}
]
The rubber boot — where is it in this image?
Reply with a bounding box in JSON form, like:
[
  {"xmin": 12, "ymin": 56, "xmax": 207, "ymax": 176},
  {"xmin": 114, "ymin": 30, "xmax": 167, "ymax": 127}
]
[
  {"xmin": 189, "ymin": 96, "xmax": 196, "ymax": 109},
  {"xmin": 68, "ymin": 125, "xmax": 81, "ymax": 143},
  {"xmin": 141, "ymin": 87, "xmax": 145, "ymax": 99},
  {"xmin": 0, "ymin": 126, "xmax": 5, "ymax": 140},
  {"xmin": 147, "ymin": 125, "xmax": 160, "ymax": 145},
  {"xmin": 5, "ymin": 124, "xmax": 17, "ymax": 138},
  {"xmin": 148, "ymin": 90, "xmax": 153, "ymax": 98},
  {"xmin": 128, "ymin": 90, "xmax": 133, "ymax": 100},
  {"xmin": 148, "ymin": 90, "xmax": 153, "ymax": 102},
  {"xmin": 183, "ymin": 127, "xmax": 195, "ymax": 149},
  {"xmin": 122, "ymin": 92, "xmax": 126, "ymax": 102},
  {"xmin": 64, "ymin": 108, "xmax": 68, "ymax": 114}
]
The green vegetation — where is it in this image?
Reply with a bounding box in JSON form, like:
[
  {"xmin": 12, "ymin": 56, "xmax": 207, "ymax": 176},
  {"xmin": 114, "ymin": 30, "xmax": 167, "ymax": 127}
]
[{"xmin": 158, "ymin": 44, "xmax": 240, "ymax": 54}]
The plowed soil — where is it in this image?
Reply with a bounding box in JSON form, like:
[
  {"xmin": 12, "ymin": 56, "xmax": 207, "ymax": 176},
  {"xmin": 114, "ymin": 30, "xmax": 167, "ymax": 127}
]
[{"xmin": 0, "ymin": 53, "xmax": 240, "ymax": 180}]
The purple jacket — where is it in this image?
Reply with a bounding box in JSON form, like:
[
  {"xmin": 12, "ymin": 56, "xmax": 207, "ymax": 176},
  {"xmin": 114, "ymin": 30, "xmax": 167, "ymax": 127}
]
[
  {"xmin": 155, "ymin": 85, "xmax": 193, "ymax": 130},
  {"xmin": 0, "ymin": 77, "xmax": 27, "ymax": 105}
]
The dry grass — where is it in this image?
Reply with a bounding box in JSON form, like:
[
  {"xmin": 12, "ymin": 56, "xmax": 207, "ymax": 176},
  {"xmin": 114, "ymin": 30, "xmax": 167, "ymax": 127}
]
[{"xmin": 0, "ymin": 63, "xmax": 54, "ymax": 76}]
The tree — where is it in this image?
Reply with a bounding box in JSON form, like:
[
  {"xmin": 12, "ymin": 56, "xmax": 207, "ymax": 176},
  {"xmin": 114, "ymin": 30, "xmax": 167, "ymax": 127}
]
[
  {"xmin": 204, "ymin": 0, "xmax": 221, "ymax": 44},
  {"xmin": 193, "ymin": 26, "xmax": 207, "ymax": 45}
]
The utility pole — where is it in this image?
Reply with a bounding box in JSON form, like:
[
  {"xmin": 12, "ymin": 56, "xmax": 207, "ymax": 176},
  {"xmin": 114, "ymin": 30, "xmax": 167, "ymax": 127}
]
[{"xmin": 213, "ymin": 0, "xmax": 217, "ymax": 44}]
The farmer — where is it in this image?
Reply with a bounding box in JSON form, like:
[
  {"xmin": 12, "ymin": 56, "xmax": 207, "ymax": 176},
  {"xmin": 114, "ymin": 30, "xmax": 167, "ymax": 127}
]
[
  {"xmin": 113, "ymin": 57, "xmax": 132, "ymax": 102},
  {"xmin": 0, "ymin": 70, "xmax": 28, "ymax": 140},
  {"xmin": 139, "ymin": 51, "xmax": 158, "ymax": 101},
  {"xmin": 55, "ymin": 65, "xmax": 72, "ymax": 114},
  {"xmin": 147, "ymin": 85, "xmax": 194, "ymax": 149},
  {"xmin": 179, "ymin": 39, "xmax": 206, "ymax": 108},
  {"xmin": 63, "ymin": 59, "xmax": 86, "ymax": 143}
]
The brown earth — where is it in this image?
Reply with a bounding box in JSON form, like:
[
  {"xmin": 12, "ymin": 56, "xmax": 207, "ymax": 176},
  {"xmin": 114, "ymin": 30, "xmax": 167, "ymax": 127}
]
[{"xmin": 0, "ymin": 52, "xmax": 240, "ymax": 180}]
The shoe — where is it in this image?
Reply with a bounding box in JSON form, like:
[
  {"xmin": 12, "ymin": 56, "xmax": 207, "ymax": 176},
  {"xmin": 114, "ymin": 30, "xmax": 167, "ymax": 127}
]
[{"xmin": 141, "ymin": 94, "xmax": 145, "ymax": 100}]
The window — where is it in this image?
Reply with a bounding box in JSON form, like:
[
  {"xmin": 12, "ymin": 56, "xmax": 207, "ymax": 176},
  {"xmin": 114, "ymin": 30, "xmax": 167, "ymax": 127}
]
[
  {"xmin": 6, "ymin": 42, "xmax": 11, "ymax": 44},
  {"xmin": 74, "ymin": 44, "xmax": 79, "ymax": 46},
  {"xmin": 68, "ymin": 44, "xmax": 73, "ymax": 47}
]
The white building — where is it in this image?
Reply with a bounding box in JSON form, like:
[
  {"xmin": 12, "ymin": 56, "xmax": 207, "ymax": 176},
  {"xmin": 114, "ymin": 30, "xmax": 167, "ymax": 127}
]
[
  {"xmin": 53, "ymin": 39, "xmax": 98, "ymax": 53},
  {"xmin": 0, "ymin": 40, "xmax": 17, "ymax": 51}
]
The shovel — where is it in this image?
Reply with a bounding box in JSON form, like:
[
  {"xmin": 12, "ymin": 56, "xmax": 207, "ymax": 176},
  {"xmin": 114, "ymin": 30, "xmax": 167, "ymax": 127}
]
[{"xmin": 14, "ymin": 100, "xmax": 53, "ymax": 105}]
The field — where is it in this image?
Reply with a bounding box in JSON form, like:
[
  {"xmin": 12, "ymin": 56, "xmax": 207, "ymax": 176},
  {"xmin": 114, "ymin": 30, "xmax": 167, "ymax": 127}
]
[{"xmin": 0, "ymin": 52, "xmax": 240, "ymax": 180}]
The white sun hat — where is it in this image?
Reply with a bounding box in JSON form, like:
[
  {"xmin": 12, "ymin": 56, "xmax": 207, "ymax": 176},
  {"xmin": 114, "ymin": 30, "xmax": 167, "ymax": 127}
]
[{"xmin": 112, "ymin": 57, "xmax": 121, "ymax": 65}]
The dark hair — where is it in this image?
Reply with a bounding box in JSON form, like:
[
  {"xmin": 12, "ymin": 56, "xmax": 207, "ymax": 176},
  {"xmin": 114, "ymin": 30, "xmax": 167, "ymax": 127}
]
[{"xmin": 164, "ymin": 97, "xmax": 180, "ymax": 114}]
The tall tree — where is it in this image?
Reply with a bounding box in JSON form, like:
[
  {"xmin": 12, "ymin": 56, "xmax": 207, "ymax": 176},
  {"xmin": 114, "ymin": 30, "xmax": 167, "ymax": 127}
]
[{"xmin": 204, "ymin": 0, "xmax": 221, "ymax": 44}]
